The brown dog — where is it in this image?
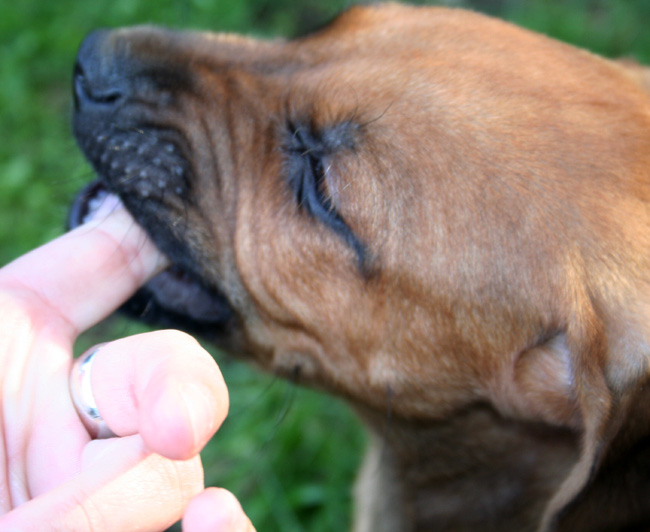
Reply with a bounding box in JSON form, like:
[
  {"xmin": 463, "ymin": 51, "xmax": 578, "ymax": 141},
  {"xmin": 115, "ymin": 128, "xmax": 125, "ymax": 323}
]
[{"xmin": 69, "ymin": 4, "xmax": 650, "ymax": 531}]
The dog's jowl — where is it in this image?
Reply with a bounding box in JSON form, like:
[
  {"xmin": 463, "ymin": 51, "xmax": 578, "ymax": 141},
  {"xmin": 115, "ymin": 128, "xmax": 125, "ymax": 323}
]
[{"xmin": 69, "ymin": 4, "xmax": 650, "ymax": 531}]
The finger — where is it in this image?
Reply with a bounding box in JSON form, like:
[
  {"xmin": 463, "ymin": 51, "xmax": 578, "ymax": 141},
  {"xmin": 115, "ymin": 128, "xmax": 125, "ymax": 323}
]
[
  {"xmin": 183, "ymin": 488, "xmax": 256, "ymax": 532},
  {"xmin": 88, "ymin": 330, "xmax": 228, "ymax": 460},
  {"xmin": 0, "ymin": 435, "xmax": 203, "ymax": 532},
  {"xmin": 0, "ymin": 205, "xmax": 168, "ymax": 335}
]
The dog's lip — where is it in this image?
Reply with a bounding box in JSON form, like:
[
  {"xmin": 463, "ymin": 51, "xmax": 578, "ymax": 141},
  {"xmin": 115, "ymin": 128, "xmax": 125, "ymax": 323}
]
[{"xmin": 69, "ymin": 179, "xmax": 231, "ymax": 327}]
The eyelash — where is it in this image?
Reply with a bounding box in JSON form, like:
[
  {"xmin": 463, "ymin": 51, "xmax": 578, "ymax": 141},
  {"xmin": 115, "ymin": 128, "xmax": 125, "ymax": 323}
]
[
  {"xmin": 291, "ymin": 144, "xmax": 333, "ymax": 216},
  {"xmin": 284, "ymin": 121, "xmax": 366, "ymax": 265}
]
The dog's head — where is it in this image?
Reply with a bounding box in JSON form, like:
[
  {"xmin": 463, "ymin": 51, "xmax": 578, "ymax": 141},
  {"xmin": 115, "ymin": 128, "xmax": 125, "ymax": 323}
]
[{"xmin": 71, "ymin": 4, "xmax": 650, "ymax": 526}]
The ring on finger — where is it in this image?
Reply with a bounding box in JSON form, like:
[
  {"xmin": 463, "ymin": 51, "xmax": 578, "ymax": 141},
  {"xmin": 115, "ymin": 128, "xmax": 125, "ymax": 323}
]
[{"xmin": 69, "ymin": 347, "xmax": 116, "ymax": 439}]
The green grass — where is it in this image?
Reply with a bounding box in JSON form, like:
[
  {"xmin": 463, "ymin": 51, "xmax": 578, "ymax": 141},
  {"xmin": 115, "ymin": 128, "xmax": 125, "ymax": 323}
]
[{"xmin": 2, "ymin": 0, "xmax": 648, "ymax": 530}]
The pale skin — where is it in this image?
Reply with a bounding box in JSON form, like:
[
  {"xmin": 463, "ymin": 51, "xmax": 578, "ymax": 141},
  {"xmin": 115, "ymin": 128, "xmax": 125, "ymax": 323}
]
[{"xmin": 0, "ymin": 206, "xmax": 255, "ymax": 531}]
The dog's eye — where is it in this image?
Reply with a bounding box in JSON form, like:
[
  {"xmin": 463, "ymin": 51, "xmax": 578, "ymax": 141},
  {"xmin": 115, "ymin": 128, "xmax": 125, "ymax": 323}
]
[
  {"xmin": 287, "ymin": 128, "xmax": 337, "ymax": 225},
  {"xmin": 285, "ymin": 121, "xmax": 365, "ymax": 265}
]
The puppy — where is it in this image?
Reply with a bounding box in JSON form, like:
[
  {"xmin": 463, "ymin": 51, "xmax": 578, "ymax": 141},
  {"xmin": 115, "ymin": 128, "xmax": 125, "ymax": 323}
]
[{"xmin": 69, "ymin": 4, "xmax": 650, "ymax": 531}]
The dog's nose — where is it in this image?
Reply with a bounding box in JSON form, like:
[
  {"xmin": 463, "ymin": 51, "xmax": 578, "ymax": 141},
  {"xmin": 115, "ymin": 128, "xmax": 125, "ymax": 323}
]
[{"xmin": 73, "ymin": 30, "xmax": 126, "ymax": 110}]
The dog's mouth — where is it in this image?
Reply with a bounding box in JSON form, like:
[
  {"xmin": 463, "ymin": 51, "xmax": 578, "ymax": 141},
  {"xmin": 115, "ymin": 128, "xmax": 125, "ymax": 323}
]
[{"xmin": 69, "ymin": 179, "xmax": 233, "ymax": 338}]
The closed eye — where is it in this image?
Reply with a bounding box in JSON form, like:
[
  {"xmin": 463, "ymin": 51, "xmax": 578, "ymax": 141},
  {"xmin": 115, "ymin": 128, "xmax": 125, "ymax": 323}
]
[{"xmin": 285, "ymin": 120, "xmax": 366, "ymax": 265}]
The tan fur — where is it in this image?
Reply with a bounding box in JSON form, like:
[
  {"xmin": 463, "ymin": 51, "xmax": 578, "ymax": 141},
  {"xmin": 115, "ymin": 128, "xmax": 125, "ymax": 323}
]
[{"xmin": 79, "ymin": 4, "xmax": 650, "ymax": 530}]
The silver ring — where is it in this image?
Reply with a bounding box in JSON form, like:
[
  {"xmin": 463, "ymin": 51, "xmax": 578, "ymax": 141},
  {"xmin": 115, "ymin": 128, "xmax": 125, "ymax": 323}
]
[{"xmin": 69, "ymin": 348, "xmax": 116, "ymax": 439}]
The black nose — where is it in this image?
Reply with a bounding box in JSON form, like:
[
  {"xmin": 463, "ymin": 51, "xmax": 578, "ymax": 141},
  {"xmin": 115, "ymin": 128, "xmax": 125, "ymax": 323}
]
[{"xmin": 73, "ymin": 30, "xmax": 125, "ymax": 110}]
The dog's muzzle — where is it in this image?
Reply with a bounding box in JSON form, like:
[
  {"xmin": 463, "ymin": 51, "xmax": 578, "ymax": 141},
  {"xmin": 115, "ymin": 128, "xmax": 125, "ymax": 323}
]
[{"xmin": 69, "ymin": 30, "xmax": 233, "ymax": 338}]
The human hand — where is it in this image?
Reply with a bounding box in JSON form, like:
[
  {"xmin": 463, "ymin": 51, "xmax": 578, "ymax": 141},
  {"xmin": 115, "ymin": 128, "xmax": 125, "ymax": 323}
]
[{"xmin": 0, "ymin": 205, "xmax": 254, "ymax": 531}]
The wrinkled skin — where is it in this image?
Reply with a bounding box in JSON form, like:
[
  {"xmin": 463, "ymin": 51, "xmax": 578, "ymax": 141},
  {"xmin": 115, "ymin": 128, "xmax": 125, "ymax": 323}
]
[{"xmin": 71, "ymin": 5, "xmax": 650, "ymax": 531}]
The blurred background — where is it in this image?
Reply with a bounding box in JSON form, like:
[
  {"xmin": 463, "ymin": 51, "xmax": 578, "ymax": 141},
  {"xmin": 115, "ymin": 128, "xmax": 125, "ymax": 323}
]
[{"xmin": 1, "ymin": 1, "xmax": 649, "ymax": 530}]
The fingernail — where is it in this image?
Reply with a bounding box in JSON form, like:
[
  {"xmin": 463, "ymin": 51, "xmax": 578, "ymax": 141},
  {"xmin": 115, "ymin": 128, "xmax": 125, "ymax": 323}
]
[
  {"xmin": 179, "ymin": 383, "xmax": 217, "ymax": 449},
  {"xmin": 86, "ymin": 191, "xmax": 124, "ymax": 223}
]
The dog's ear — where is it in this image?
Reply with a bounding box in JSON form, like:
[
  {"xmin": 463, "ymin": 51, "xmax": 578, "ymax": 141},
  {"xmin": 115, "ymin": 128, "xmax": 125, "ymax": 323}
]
[
  {"xmin": 536, "ymin": 322, "xmax": 612, "ymax": 531},
  {"xmin": 520, "ymin": 310, "xmax": 650, "ymax": 531},
  {"xmin": 493, "ymin": 303, "xmax": 650, "ymax": 531}
]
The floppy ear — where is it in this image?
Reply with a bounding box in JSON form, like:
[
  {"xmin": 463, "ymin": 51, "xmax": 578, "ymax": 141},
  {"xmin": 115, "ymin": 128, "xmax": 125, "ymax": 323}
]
[
  {"xmin": 529, "ymin": 309, "xmax": 650, "ymax": 531},
  {"xmin": 492, "ymin": 292, "xmax": 650, "ymax": 531},
  {"xmin": 537, "ymin": 319, "xmax": 612, "ymax": 532}
]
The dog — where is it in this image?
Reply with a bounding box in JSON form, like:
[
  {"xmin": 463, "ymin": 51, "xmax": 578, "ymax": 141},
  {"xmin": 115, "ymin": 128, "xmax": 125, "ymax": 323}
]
[{"xmin": 69, "ymin": 3, "xmax": 650, "ymax": 531}]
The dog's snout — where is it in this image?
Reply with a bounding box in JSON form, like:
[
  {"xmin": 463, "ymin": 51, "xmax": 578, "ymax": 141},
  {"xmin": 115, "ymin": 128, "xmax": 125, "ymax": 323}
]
[
  {"xmin": 73, "ymin": 30, "xmax": 125, "ymax": 110},
  {"xmin": 73, "ymin": 63, "xmax": 124, "ymax": 109}
]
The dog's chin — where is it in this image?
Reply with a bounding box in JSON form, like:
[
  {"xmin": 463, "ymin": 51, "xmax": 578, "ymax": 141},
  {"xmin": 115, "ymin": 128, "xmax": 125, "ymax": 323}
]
[{"xmin": 68, "ymin": 180, "xmax": 233, "ymax": 339}]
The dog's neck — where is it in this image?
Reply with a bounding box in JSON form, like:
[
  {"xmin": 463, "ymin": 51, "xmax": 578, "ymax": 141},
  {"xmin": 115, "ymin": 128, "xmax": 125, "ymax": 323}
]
[
  {"xmin": 354, "ymin": 391, "xmax": 650, "ymax": 532},
  {"xmin": 354, "ymin": 404, "xmax": 580, "ymax": 532}
]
